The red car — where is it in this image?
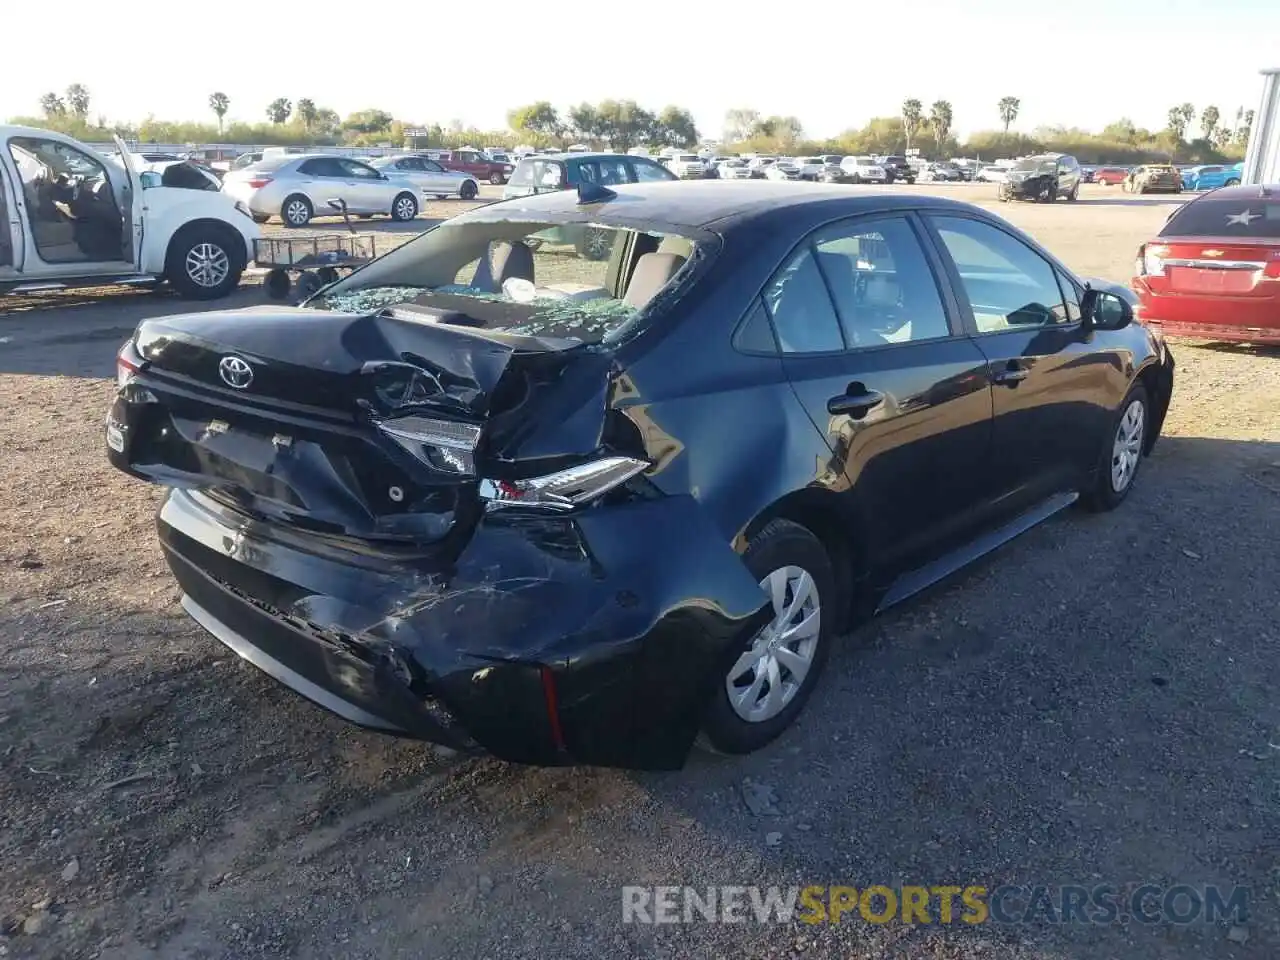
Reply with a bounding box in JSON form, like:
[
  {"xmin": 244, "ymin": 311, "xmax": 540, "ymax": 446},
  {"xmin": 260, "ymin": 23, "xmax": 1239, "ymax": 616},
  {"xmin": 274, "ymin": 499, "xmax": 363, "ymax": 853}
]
[
  {"xmin": 1095, "ymin": 167, "xmax": 1129, "ymax": 186},
  {"xmin": 1132, "ymin": 184, "xmax": 1280, "ymax": 344},
  {"xmin": 440, "ymin": 147, "xmax": 514, "ymax": 185}
]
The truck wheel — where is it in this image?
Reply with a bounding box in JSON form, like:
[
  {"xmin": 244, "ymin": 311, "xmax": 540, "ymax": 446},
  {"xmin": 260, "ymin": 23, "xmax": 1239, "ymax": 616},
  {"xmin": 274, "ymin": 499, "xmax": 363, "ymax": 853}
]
[
  {"xmin": 281, "ymin": 195, "xmax": 312, "ymax": 227},
  {"xmin": 489, "ymin": 171, "xmax": 504, "ymax": 185},
  {"xmin": 459, "ymin": 180, "xmax": 479, "ymax": 201},
  {"xmin": 391, "ymin": 192, "xmax": 418, "ymax": 221},
  {"xmin": 165, "ymin": 223, "xmax": 244, "ymax": 300}
]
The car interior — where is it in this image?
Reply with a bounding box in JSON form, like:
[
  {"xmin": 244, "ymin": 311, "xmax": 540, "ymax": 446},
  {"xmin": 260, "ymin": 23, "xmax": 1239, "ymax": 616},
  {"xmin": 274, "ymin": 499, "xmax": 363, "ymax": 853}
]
[{"xmin": 7, "ymin": 137, "xmax": 126, "ymax": 264}]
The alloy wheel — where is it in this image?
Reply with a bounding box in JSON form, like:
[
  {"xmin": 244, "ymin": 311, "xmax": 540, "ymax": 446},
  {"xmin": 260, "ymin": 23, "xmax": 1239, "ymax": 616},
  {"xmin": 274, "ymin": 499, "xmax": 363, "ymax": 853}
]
[
  {"xmin": 394, "ymin": 196, "xmax": 417, "ymax": 220},
  {"xmin": 184, "ymin": 242, "xmax": 230, "ymax": 289},
  {"xmin": 285, "ymin": 199, "xmax": 309, "ymax": 226},
  {"xmin": 725, "ymin": 565, "xmax": 821, "ymax": 723},
  {"xmin": 1110, "ymin": 398, "xmax": 1146, "ymax": 493}
]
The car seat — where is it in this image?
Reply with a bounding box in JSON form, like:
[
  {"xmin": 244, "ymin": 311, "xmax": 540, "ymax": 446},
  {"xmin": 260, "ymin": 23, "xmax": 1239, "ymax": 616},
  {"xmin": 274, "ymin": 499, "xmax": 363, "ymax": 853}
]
[
  {"xmin": 623, "ymin": 252, "xmax": 686, "ymax": 309},
  {"xmin": 471, "ymin": 240, "xmax": 535, "ymax": 292}
]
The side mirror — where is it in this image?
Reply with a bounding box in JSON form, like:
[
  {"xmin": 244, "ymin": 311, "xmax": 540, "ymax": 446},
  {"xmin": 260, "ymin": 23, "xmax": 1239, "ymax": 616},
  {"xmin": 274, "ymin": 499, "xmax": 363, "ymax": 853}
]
[{"xmin": 1081, "ymin": 288, "xmax": 1133, "ymax": 331}]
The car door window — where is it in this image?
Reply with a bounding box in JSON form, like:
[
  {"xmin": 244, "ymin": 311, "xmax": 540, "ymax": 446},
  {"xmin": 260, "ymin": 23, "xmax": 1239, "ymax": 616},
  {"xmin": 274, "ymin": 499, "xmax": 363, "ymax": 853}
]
[
  {"xmin": 811, "ymin": 216, "xmax": 951, "ymax": 347},
  {"xmin": 298, "ymin": 158, "xmax": 345, "ymax": 178},
  {"xmin": 631, "ymin": 159, "xmax": 675, "ymax": 182},
  {"xmin": 339, "ymin": 159, "xmax": 380, "ymax": 179},
  {"xmin": 421, "ymin": 159, "xmax": 445, "ymax": 173},
  {"xmin": 761, "ymin": 247, "xmax": 845, "ymax": 353},
  {"xmin": 396, "ymin": 158, "xmax": 422, "ymax": 171},
  {"xmin": 1054, "ymin": 269, "xmax": 1081, "ymax": 322},
  {"xmin": 930, "ymin": 216, "xmax": 1071, "ymax": 333},
  {"xmin": 596, "ymin": 158, "xmax": 630, "ymax": 185}
]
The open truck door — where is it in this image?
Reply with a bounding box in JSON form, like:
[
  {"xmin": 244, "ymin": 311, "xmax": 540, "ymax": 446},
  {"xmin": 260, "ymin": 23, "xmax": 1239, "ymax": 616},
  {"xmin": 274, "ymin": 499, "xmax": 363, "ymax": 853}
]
[{"xmin": 112, "ymin": 135, "xmax": 144, "ymax": 267}]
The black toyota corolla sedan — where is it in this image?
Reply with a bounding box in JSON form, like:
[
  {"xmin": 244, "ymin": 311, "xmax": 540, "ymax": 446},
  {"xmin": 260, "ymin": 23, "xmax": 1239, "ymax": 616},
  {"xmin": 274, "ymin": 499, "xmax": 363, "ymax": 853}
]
[{"xmin": 107, "ymin": 181, "xmax": 1175, "ymax": 770}]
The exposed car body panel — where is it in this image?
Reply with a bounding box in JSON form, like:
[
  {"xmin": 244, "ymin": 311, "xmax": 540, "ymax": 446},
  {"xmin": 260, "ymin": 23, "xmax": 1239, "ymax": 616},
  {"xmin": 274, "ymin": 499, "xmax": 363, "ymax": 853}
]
[{"xmin": 107, "ymin": 182, "xmax": 1174, "ymax": 768}]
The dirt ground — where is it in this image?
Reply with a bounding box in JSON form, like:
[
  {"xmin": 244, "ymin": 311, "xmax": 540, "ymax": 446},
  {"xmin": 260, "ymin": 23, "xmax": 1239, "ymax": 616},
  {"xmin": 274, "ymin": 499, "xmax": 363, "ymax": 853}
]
[{"xmin": 0, "ymin": 183, "xmax": 1277, "ymax": 960}]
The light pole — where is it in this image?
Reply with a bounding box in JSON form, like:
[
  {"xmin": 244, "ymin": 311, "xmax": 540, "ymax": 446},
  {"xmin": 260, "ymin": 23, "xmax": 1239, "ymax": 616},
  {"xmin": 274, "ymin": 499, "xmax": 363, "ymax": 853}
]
[{"xmin": 1241, "ymin": 67, "xmax": 1280, "ymax": 185}]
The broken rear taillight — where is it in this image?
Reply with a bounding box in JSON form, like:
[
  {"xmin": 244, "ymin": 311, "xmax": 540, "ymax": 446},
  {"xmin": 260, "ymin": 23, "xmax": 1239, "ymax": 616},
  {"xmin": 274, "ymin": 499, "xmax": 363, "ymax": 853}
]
[
  {"xmin": 116, "ymin": 340, "xmax": 146, "ymax": 387},
  {"xmin": 376, "ymin": 415, "xmax": 482, "ymax": 476},
  {"xmin": 479, "ymin": 457, "xmax": 649, "ymax": 512}
]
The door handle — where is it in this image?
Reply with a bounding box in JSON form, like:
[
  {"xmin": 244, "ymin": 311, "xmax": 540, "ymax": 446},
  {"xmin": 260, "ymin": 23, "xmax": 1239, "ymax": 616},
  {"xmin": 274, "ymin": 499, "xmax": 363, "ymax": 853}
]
[
  {"xmin": 992, "ymin": 365, "xmax": 1029, "ymax": 386},
  {"xmin": 827, "ymin": 386, "xmax": 884, "ymax": 417}
]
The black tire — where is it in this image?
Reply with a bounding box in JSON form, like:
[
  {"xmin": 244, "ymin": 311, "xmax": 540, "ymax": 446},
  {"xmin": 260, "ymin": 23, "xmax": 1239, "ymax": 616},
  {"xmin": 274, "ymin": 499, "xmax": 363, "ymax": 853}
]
[
  {"xmin": 251, "ymin": 213, "xmax": 270, "ymax": 224},
  {"xmin": 316, "ymin": 266, "xmax": 339, "ymax": 286},
  {"xmin": 459, "ymin": 180, "xmax": 478, "ymax": 201},
  {"xmin": 1081, "ymin": 383, "xmax": 1150, "ymax": 512},
  {"xmin": 1042, "ymin": 182, "xmax": 1056, "ymax": 203},
  {"xmin": 700, "ymin": 519, "xmax": 835, "ymax": 755},
  {"xmin": 294, "ymin": 270, "xmax": 323, "ymax": 303},
  {"xmin": 1068, "ymin": 182, "xmax": 1079, "ymax": 201},
  {"xmin": 164, "ymin": 223, "xmax": 245, "ymax": 300},
  {"xmin": 391, "ymin": 192, "xmax": 418, "ymax": 222},
  {"xmin": 1224, "ymin": 177, "xmax": 1240, "ymax": 187},
  {"xmin": 281, "ymin": 194, "xmax": 312, "ymax": 227},
  {"xmin": 489, "ymin": 171, "xmax": 504, "ymax": 185}
]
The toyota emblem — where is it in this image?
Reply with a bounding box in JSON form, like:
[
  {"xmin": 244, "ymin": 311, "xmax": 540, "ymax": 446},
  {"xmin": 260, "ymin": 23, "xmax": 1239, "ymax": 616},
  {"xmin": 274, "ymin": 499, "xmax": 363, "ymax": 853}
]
[{"xmin": 218, "ymin": 355, "xmax": 254, "ymax": 389}]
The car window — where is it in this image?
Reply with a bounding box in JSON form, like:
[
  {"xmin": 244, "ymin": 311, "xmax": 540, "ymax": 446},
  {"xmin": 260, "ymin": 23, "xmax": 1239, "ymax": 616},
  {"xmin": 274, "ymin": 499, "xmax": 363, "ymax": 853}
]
[
  {"xmin": 298, "ymin": 158, "xmax": 346, "ymax": 177},
  {"xmin": 762, "ymin": 248, "xmax": 845, "ymax": 353},
  {"xmin": 811, "ymin": 216, "xmax": 951, "ymax": 347},
  {"xmin": 1161, "ymin": 198, "xmax": 1280, "ymax": 239},
  {"xmin": 340, "ymin": 159, "xmax": 381, "ymax": 179},
  {"xmin": 590, "ymin": 158, "xmax": 630, "ymax": 186},
  {"xmin": 422, "ymin": 159, "xmax": 444, "ymax": 173},
  {"xmin": 631, "ymin": 159, "xmax": 677, "ymax": 182},
  {"xmin": 1054, "ymin": 269, "xmax": 1082, "ymax": 322},
  {"xmin": 930, "ymin": 216, "xmax": 1071, "ymax": 332}
]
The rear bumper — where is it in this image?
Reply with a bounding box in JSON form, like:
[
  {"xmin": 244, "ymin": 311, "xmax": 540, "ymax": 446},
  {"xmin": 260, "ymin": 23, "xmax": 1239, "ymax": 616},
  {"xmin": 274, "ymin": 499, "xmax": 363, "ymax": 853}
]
[
  {"xmin": 157, "ymin": 488, "xmax": 769, "ymax": 770},
  {"xmin": 1142, "ymin": 318, "xmax": 1280, "ymax": 344},
  {"xmin": 1133, "ymin": 283, "xmax": 1280, "ymax": 343}
]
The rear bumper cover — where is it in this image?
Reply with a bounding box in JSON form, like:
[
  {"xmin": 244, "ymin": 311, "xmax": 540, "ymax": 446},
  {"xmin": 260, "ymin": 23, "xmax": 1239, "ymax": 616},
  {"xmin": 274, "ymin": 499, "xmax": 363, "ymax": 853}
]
[{"xmin": 158, "ymin": 488, "xmax": 769, "ymax": 770}]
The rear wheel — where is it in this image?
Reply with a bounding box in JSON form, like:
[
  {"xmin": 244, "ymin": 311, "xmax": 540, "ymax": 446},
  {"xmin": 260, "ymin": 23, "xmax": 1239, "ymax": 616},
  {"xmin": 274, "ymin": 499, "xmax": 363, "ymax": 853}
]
[
  {"xmin": 575, "ymin": 226, "xmax": 614, "ymax": 261},
  {"xmin": 700, "ymin": 519, "xmax": 835, "ymax": 754},
  {"xmin": 281, "ymin": 195, "xmax": 312, "ymax": 227},
  {"xmin": 165, "ymin": 224, "xmax": 244, "ymax": 300},
  {"xmin": 251, "ymin": 213, "xmax": 270, "ymax": 224},
  {"xmin": 1082, "ymin": 383, "xmax": 1149, "ymax": 512},
  {"xmin": 489, "ymin": 171, "xmax": 504, "ymax": 185},
  {"xmin": 391, "ymin": 192, "xmax": 418, "ymax": 222},
  {"xmin": 1225, "ymin": 177, "xmax": 1241, "ymax": 187},
  {"xmin": 459, "ymin": 180, "xmax": 479, "ymax": 201}
]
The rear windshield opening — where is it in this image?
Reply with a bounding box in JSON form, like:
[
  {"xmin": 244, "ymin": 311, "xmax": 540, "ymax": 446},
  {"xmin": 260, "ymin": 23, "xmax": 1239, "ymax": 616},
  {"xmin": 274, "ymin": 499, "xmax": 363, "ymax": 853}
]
[
  {"xmin": 311, "ymin": 219, "xmax": 711, "ymax": 345},
  {"xmin": 1161, "ymin": 198, "xmax": 1280, "ymax": 239}
]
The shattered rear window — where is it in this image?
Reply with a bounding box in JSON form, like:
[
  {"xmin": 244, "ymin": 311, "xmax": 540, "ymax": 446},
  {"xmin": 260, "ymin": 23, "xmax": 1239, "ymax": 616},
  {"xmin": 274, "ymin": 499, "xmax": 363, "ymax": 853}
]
[{"xmin": 311, "ymin": 219, "xmax": 710, "ymax": 346}]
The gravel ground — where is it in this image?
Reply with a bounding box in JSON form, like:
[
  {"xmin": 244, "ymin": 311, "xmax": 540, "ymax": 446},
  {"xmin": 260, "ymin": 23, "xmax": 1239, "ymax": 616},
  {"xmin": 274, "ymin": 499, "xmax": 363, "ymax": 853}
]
[{"xmin": 0, "ymin": 183, "xmax": 1277, "ymax": 960}]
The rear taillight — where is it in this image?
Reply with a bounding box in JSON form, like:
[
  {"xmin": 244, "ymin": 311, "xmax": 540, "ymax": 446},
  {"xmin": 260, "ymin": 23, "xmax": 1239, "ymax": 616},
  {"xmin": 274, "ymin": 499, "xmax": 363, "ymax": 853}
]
[
  {"xmin": 375, "ymin": 416, "xmax": 482, "ymax": 477},
  {"xmin": 246, "ymin": 177, "xmax": 273, "ymax": 188},
  {"xmin": 479, "ymin": 457, "xmax": 649, "ymax": 512},
  {"xmin": 1138, "ymin": 244, "xmax": 1167, "ymax": 277},
  {"xmin": 116, "ymin": 340, "xmax": 145, "ymax": 387}
]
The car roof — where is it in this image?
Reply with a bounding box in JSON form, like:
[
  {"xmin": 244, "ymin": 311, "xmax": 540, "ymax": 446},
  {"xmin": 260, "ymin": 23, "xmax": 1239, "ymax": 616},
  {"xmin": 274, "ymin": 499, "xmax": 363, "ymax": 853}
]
[
  {"xmin": 487, "ymin": 180, "xmax": 993, "ymax": 230},
  {"xmin": 1189, "ymin": 183, "xmax": 1278, "ymax": 200},
  {"xmin": 520, "ymin": 152, "xmax": 645, "ymax": 162}
]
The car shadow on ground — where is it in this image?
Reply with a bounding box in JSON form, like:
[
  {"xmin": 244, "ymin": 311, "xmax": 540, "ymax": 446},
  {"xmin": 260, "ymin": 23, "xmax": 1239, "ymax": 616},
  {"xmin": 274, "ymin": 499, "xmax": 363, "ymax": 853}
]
[{"xmin": 1184, "ymin": 340, "xmax": 1280, "ymax": 359}]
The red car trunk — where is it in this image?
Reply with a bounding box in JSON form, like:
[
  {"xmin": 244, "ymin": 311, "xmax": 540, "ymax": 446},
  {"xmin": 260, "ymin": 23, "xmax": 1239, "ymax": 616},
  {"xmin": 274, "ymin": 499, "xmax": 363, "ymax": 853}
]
[{"xmin": 1132, "ymin": 188, "xmax": 1280, "ymax": 343}]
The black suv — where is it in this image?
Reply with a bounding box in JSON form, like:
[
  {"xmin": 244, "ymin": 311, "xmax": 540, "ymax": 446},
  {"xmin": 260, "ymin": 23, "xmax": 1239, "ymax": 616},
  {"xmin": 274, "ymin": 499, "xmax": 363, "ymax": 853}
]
[
  {"xmin": 999, "ymin": 153, "xmax": 1083, "ymax": 202},
  {"xmin": 878, "ymin": 156, "xmax": 916, "ymax": 184}
]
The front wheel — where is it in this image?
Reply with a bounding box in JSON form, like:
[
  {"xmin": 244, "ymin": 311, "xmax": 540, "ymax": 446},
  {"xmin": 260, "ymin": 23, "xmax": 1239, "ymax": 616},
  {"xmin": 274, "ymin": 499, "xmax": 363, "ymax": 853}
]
[
  {"xmin": 489, "ymin": 171, "xmax": 504, "ymax": 185},
  {"xmin": 700, "ymin": 519, "xmax": 834, "ymax": 755},
  {"xmin": 1068, "ymin": 183, "xmax": 1080, "ymax": 201},
  {"xmin": 459, "ymin": 180, "xmax": 478, "ymax": 201},
  {"xmin": 391, "ymin": 192, "xmax": 418, "ymax": 222},
  {"xmin": 1225, "ymin": 177, "xmax": 1240, "ymax": 187},
  {"xmin": 1081, "ymin": 383, "xmax": 1149, "ymax": 512},
  {"xmin": 165, "ymin": 225, "xmax": 244, "ymax": 300}
]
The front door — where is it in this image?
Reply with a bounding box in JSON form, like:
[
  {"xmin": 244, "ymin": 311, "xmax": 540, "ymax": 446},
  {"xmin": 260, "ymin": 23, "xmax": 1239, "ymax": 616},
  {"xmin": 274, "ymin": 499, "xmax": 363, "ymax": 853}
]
[
  {"xmin": 6, "ymin": 134, "xmax": 130, "ymax": 275},
  {"xmin": 337, "ymin": 159, "xmax": 387, "ymax": 213},
  {"xmin": 926, "ymin": 213, "xmax": 1110, "ymax": 510},
  {"xmin": 763, "ymin": 213, "xmax": 996, "ymax": 574}
]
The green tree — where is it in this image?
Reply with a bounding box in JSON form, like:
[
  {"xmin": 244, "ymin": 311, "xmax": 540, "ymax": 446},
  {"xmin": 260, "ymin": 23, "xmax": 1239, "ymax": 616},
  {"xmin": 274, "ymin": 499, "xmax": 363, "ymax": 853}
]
[
  {"xmin": 295, "ymin": 98, "xmax": 318, "ymax": 132},
  {"xmin": 901, "ymin": 99, "xmax": 922, "ymax": 150},
  {"xmin": 998, "ymin": 96, "xmax": 1020, "ymax": 134},
  {"xmin": 723, "ymin": 108, "xmax": 761, "ymax": 143},
  {"xmin": 567, "ymin": 103, "xmax": 600, "ymax": 143},
  {"xmin": 314, "ymin": 108, "xmax": 341, "ymax": 138},
  {"xmin": 65, "ymin": 84, "xmax": 90, "ymax": 118},
  {"xmin": 1199, "ymin": 105, "xmax": 1219, "ymax": 142},
  {"xmin": 39, "ymin": 93, "xmax": 66, "ymax": 118},
  {"xmin": 651, "ymin": 105, "xmax": 699, "ymax": 148},
  {"xmin": 1237, "ymin": 109, "xmax": 1254, "ymax": 147},
  {"xmin": 507, "ymin": 101, "xmax": 565, "ymax": 144},
  {"xmin": 593, "ymin": 100, "xmax": 653, "ymax": 151},
  {"xmin": 343, "ymin": 109, "xmax": 393, "ymax": 134},
  {"xmin": 266, "ymin": 98, "xmax": 291, "ymax": 124},
  {"xmin": 209, "ymin": 92, "xmax": 230, "ymax": 133},
  {"xmin": 1166, "ymin": 105, "xmax": 1188, "ymax": 142},
  {"xmin": 930, "ymin": 100, "xmax": 953, "ymax": 155}
]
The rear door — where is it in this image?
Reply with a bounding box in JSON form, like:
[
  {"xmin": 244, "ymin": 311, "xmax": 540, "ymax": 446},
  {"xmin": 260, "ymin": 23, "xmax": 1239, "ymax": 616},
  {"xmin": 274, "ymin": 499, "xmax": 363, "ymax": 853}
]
[
  {"xmin": 0, "ymin": 152, "xmax": 20, "ymax": 274},
  {"xmin": 925, "ymin": 213, "xmax": 1112, "ymax": 509},
  {"xmin": 761, "ymin": 212, "xmax": 996, "ymax": 572}
]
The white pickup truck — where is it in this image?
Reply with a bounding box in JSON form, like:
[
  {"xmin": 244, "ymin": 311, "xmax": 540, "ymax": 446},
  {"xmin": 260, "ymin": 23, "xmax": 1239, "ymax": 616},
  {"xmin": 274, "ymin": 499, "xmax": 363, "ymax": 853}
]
[{"xmin": 1, "ymin": 125, "xmax": 260, "ymax": 299}]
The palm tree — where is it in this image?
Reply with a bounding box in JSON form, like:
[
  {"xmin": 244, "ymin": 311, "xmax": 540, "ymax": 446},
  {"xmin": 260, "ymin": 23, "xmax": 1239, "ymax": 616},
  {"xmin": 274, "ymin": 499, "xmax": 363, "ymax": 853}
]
[
  {"xmin": 209, "ymin": 92, "xmax": 230, "ymax": 134},
  {"xmin": 901, "ymin": 99, "xmax": 923, "ymax": 151},
  {"xmin": 930, "ymin": 100, "xmax": 953, "ymax": 154},
  {"xmin": 65, "ymin": 84, "xmax": 90, "ymax": 118},
  {"xmin": 1199, "ymin": 105, "xmax": 1220, "ymax": 142},
  {"xmin": 295, "ymin": 98, "xmax": 317, "ymax": 132},
  {"xmin": 266, "ymin": 98, "xmax": 291, "ymax": 125},
  {"xmin": 997, "ymin": 97, "xmax": 1020, "ymax": 134}
]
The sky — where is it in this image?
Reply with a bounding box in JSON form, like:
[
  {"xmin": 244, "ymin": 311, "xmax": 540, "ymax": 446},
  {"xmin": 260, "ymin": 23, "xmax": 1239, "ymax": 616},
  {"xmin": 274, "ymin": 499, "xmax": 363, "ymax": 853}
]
[{"xmin": 5, "ymin": 0, "xmax": 1278, "ymax": 142}]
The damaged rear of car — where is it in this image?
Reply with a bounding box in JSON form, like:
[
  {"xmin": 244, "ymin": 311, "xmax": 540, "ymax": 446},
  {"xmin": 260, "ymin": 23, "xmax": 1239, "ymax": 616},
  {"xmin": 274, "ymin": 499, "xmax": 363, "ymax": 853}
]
[{"xmin": 106, "ymin": 189, "xmax": 788, "ymax": 770}]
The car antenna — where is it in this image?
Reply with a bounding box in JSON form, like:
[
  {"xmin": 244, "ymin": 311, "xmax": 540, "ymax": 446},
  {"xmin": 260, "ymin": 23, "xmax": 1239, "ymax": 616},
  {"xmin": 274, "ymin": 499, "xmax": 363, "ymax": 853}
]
[{"xmin": 577, "ymin": 181, "xmax": 617, "ymax": 204}]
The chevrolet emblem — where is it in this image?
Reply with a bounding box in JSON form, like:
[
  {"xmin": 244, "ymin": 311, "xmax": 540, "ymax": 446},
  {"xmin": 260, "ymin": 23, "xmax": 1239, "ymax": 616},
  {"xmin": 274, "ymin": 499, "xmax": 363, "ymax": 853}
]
[{"xmin": 1202, "ymin": 249, "xmax": 1225, "ymax": 257}]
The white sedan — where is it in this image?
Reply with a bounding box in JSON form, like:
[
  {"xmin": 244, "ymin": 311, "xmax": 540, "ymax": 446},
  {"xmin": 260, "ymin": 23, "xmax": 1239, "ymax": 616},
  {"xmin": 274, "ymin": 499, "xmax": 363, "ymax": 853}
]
[{"xmin": 366, "ymin": 155, "xmax": 481, "ymax": 201}]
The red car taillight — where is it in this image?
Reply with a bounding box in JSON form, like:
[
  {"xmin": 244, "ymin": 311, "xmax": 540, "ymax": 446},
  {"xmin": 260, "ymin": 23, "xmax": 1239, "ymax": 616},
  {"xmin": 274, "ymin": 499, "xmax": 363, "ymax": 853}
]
[
  {"xmin": 246, "ymin": 177, "xmax": 273, "ymax": 188},
  {"xmin": 116, "ymin": 340, "xmax": 145, "ymax": 387}
]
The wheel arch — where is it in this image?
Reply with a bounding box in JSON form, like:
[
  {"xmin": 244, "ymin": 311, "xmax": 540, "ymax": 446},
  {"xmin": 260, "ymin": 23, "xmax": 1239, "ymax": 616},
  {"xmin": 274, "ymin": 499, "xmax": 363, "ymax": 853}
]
[
  {"xmin": 1135, "ymin": 358, "xmax": 1172, "ymax": 454},
  {"xmin": 734, "ymin": 486, "xmax": 868, "ymax": 632},
  {"xmin": 164, "ymin": 217, "xmax": 249, "ymax": 273}
]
